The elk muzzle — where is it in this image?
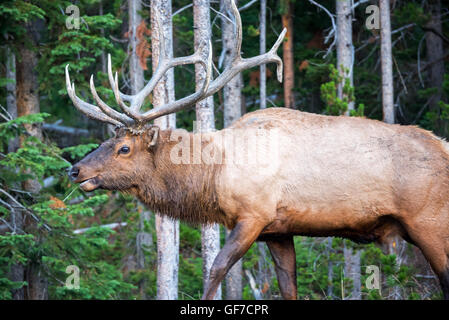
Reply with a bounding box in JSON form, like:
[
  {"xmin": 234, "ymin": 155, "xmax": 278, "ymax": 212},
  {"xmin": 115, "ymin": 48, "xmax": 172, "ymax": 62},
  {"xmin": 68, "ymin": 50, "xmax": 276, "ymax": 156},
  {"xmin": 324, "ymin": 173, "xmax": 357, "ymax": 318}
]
[
  {"xmin": 69, "ymin": 166, "xmax": 79, "ymax": 180},
  {"xmin": 68, "ymin": 165, "xmax": 101, "ymax": 192}
]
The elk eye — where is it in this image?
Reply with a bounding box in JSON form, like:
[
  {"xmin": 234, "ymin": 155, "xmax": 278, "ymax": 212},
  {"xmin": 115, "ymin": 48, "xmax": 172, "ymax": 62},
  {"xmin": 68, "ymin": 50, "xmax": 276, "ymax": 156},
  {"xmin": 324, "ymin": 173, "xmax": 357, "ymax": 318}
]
[{"xmin": 118, "ymin": 146, "xmax": 130, "ymax": 154}]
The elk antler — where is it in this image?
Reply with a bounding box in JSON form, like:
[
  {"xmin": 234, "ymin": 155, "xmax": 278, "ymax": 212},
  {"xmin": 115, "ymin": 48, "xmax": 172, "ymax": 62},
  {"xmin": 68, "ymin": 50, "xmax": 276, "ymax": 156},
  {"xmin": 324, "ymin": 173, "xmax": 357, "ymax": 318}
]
[{"xmin": 65, "ymin": 0, "xmax": 286, "ymax": 128}]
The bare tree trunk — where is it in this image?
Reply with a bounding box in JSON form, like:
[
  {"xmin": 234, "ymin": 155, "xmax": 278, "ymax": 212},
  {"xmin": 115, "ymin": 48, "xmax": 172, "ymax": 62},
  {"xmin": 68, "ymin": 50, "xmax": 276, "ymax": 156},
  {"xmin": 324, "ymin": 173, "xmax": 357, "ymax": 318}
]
[
  {"xmin": 326, "ymin": 237, "xmax": 333, "ymax": 299},
  {"xmin": 99, "ymin": 0, "xmax": 107, "ymax": 73},
  {"xmin": 129, "ymin": 0, "xmax": 152, "ymax": 299},
  {"xmin": 425, "ymin": 0, "xmax": 444, "ymax": 134},
  {"xmin": 336, "ymin": 2, "xmax": 360, "ymax": 298},
  {"xmin": 336, "ymin": 0, "xmax": 354, "ymax": 114},
  {"xmin": 221, "ymin": 0, "xmax": 244, "ymax": 126},
  {"xmin": 6, "ymin": 47, "xmax": 17, "ymax": 125},
  {"xmin": 281, "ymin": 0, "xmax": 295, "ymax": 108},
  {"xmin": 27, "ymin": 263, "xmax": 48, "ymax": 300},
  {"xmin": 6, "ymin": 47, "xmax": 19, "ymax": 153},
  {"xmin": 100, "ymin": 1, "xmax": 115, "ymax": 138},
  {"xmin": 256, "ymin": 242, "xmax": 271, "ymax": 299},
  {"xmin": 129, "ymin": 0, "xmax": 145, "ymax": 93},
  {"xmin": 380, "ymin": 0, "xmax": 404, "ymax": 299},
  {"xmin": 259, "ymin": 0, "xmax": 267, "ymax": 109},
  {"xmin": 151, "ymin": 0, "xmax": 179, "ymax": 300},
  {"xmin": 16, "ymin": 27, "xmax": 48, "ymax": 298},
  {"xmin": 194, "ymin": 0, "xmax": 222, "ymax": 300},
  {"xmin": 221, "ymin": 0, "xmax": 243, "ymax": 300},
  {"xmin": 16, "ymin": 44, "xmax": 42, "ymax": 141},
  {"xmin": 343, "ymin": 243, "xmax": 361, "ymax": 300},
  {"xmin": 136, "ymin": 210, "xmax": 152, "ymax": 298},
  {"xmin": 5, "ymin": 46, "xmax": 24, "ymax": 300},
  {"xmin": 201, "ymin": 225, "xmax": 221, "ymax": 300},
  {"xmin": 379, "ymin": 0, "xmax": 394, "ymax": 124}
]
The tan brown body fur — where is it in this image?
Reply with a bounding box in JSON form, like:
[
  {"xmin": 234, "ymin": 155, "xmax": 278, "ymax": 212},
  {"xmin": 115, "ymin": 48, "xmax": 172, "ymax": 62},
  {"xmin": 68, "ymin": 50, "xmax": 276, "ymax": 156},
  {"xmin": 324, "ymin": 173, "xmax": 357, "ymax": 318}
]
[
  {"xmin": 223, "ymin": 108, "xmax": 449, "ymax": 242},
  {"xmin": 71, "ymin": 108, "xmax": 449, "ymax": 299}
]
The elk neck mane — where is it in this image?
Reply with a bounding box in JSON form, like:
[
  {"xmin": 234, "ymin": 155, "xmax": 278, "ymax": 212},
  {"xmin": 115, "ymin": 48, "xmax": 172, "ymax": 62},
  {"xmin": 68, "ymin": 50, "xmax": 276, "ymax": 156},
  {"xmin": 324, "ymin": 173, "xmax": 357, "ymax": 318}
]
[{"xmin": 131, "ymin": 129, "xmax": 227, "ymax": 226}]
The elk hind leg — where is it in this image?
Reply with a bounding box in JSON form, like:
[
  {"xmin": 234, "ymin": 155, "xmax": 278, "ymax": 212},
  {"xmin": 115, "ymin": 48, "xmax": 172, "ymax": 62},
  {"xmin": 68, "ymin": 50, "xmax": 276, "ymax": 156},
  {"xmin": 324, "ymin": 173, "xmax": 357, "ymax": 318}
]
[
  {"xmin": 401, "ymin": 220, "xmax": 449, "ymax": 299},
  {"xmin": 266, "ymin": 236, "xmax": 297, "ymax": 300}
]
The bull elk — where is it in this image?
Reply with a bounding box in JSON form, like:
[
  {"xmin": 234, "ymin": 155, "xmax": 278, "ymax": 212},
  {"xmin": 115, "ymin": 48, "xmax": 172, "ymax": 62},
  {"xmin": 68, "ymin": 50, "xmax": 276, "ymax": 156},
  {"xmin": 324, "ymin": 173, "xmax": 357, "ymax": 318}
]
[{"xmin": 65, "ymin": 0, "xmax": 449, "ymax": 300}]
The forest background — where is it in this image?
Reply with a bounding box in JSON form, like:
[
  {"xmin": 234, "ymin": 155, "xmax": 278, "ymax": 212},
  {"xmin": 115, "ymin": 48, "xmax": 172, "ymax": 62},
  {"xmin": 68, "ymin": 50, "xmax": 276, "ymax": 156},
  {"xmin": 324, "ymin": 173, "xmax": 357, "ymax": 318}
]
[{"xmin": 0, "ymin": 0, "xmax": 448, "ymax": 300}]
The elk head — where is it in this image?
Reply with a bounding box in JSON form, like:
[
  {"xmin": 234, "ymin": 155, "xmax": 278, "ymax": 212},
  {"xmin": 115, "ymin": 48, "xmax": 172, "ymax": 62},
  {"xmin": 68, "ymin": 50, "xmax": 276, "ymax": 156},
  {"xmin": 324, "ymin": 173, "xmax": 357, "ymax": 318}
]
[
  {"xmin": 66, "ymin": 0, "xmax": 286, "ymax": 192},
  {"xmin": 69, "ymin": 126, "xmax": 160, "ymax": 192}
]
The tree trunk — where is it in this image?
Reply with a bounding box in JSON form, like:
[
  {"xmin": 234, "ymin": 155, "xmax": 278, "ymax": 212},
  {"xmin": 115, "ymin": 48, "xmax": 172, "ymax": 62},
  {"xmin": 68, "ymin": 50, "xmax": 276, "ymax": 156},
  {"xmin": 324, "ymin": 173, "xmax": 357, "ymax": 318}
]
[
  {"xmin": 6, "ymin": 46, "xmax": 18, "ymax": 153},
  {"xmin": 5, "ymin": 45, "xmax": 24, "ymax": 300},
  {"xmin": 281, "ymin": 0, "xmax": 295, "ymax": 108},
  {"xmin": 26, "ymin": 263, "xmax": 48, "ymax": 300},
  {"xmin": 16, "ymin": 44, "xmax": 42, "ymax": 141},
  {"xmin": 259, "ymin": 0, "xmax": 267, "ymax": 109},
  {"xmin": 128, "ymin": 0, "xmax": 152, "ymax": 299},
  {"xmin": 380, "ymin": 0, "xmax": 405, "ymax": 299},
  {"xmin": 151, "ymin": 0, "xmax": 179, "ymax": 300},
  {"xmin": 221, "ymin": 0, "xmax": 244, "ymax": 126},
  {"xmin": 6, "ymin": 47, "xmax": 17, "ymax": 125},
  {"xmin": 336, "ymin": 1, "xmax": 360, "ymax": 298},
  {"xmin": 16, "ymin": 25, "xmax": 48, "ymax": 298},
  {"xmin": 425, "ymin": 0, "xmax": 444, "ymax": 134},
  {"xmin": 336, "ymin": 0, "xmax": 354, "ymax": 114},
  {"xmin": 99, "ymin": 0, "xmax": 107, "ymax": 73},
  {"xmin": 194, "ymin": 0, "xmax": 222, "ymax": 300},
  {"xmin": 379, "ymin": 0, "xmax": 394, "ymax": 124},
  {"xmin": 16, "ymin": 23, "xmax": 48, "ymax": 299},
  {"xmin": 326, "ymin": 237, "xmax": 333, "ymax": 299},
  {"xmin": 343, "ymin": 243, "xmax": 361, "ymax": 300},
  {"xmin": 129, "ymin": 0, "xmax": 145, "ymax": 94},
  {"xmin": 257, "ymin": 5, "xmax": 272, "ymax": 290},
  {"xmin": 100, "ymin": 1, "xmax": 115, "ymax": 138},
  {"xmin": 257, "ymin": 242, "xmax": 271, "ymax": 299},
  {"xmin": 136, "ymin": 210, "xmax": 152, "ymax": 298},
  {"xmin": 221, "ymin": 0, "xmax": 243, "ymax": 300}
]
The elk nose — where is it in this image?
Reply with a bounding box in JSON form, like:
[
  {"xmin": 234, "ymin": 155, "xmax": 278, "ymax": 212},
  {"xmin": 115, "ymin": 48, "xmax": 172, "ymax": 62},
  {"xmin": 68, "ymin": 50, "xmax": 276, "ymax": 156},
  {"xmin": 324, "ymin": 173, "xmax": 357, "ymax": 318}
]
[{"xmin": 69, "ymin": 166, "xmax": 80, "ymax": 180}]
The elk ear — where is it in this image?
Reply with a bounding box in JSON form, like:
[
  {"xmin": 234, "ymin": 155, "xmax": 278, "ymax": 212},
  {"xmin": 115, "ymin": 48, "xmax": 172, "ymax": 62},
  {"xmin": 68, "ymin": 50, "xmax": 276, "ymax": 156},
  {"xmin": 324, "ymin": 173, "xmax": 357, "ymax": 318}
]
[{"xmin": 146, "ymin": 126, "xmax": 160, "ymax": 150}]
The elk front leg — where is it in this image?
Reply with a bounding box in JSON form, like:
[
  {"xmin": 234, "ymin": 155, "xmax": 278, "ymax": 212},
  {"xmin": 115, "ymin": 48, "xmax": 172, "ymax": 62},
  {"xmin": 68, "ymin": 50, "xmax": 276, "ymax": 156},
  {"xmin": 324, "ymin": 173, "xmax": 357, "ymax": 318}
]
[
  {"xmin": 202, "ymin": 219, "xmax": 267, "ymax": 300},
  {"xmin": 266, "ymin": 236, "xmax": 297, "ymax": 300}
]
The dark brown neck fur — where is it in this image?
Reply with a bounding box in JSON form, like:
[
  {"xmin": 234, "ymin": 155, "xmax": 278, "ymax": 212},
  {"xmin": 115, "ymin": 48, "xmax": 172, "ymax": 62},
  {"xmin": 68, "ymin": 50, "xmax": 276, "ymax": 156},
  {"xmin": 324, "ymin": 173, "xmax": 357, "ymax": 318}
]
[{"xmin": 131, "ymin": 130, "xmax": 226, "ymax": 226}]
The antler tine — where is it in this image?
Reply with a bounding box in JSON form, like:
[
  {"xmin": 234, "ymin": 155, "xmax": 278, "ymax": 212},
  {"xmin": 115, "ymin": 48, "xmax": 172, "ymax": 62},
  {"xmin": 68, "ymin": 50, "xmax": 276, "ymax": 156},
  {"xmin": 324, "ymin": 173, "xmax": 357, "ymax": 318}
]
[
  {"xmin": 138, "ymin": 40, "xmax": 213, "ymax": 122},
  {"xmin": 102, "ymin": 9, "xmax": 213, "ymax": 124},
  {"xmin": 66, "ymin": 0, "xmax": 284, "ymax": 127},
  {"xmin": 65, "ymin": 65, "xmax": 124, "ymax": 126},
  {"xmin": 107, "ymin": 54, "xmax": 132, "ymax": 102},
  {"xmin": 112, "ymin": 71, "xmax": 137, "ymax": 120},
  {"xmin": 107, "ymin": 55, "xmax": 139, "ymax": 122},
  {"xmin": 89, "ymin": 75, "xmax": 134, "ymax": 126},
  {"xmin": 128, "ymin": 8, "xmax": 167, "ymax": 115},
  {"xmin": 202, "ymin": 0, "xmax": 286, "ymax": 96},
  {"xmin": 117, "ymin": 0, "xmax": 285, "ymax": 123},
  {"xmin": 227, "ymin": 0, "xmax": 285, "ymax": 82},
  {"xmin": 228, "ymin": 0, "xmax": 243, "ymax": 64},
  {"xmin": 269, "ymin": 28, "xmax": 287, "ymax": 82}
]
